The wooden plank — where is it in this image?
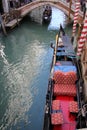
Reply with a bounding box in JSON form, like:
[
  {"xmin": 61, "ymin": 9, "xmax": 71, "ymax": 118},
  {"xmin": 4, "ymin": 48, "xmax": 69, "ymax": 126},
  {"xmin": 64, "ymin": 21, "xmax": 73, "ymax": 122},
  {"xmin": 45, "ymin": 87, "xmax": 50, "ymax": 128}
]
[
  {"xmin": 5, "ymin": 18, "xmax": 22, "ymax": 28},
  {"xmin": 62, "ymin": 35, "xmax": 75, "ymax": 54}
]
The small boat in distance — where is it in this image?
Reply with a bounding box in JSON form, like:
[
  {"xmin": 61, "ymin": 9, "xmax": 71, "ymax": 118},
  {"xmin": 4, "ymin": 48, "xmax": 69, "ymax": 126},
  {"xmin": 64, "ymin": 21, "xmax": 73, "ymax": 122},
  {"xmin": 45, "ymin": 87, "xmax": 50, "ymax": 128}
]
[
  {"xmin": 42, "ymin": 5, "xmax": 52, "ymax": 24},
  {"xmin": 43, "ymin": 26, "xmax": 87, "ymax": 130}
]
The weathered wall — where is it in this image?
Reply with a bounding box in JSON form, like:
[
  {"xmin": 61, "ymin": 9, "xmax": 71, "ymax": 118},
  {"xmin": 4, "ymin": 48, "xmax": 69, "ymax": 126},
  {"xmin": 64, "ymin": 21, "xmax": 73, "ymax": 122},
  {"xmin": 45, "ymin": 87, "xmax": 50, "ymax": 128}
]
[
  {"xmin": 29, "ymin": 6, "xmax": 44, "ymax": 24},
  {"xmin": 2, "ymin": 0, "xmax": 9, "ymax": 13}
]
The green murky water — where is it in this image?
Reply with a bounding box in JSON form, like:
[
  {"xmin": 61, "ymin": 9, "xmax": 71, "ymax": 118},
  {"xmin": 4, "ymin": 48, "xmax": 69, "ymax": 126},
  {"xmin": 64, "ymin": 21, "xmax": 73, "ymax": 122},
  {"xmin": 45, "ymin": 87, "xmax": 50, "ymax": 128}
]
[{"xmin": 0, "ymin": 7, "xmax": 72, "ymax": 130}]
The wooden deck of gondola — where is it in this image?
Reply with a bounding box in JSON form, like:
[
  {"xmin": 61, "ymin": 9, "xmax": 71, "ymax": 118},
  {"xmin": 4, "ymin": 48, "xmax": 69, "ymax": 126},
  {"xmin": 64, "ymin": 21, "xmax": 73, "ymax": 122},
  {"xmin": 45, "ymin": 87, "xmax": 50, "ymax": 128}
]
[
  {"xmin": 61, "ymin": 35, "xmax": 75, "ymax": 54},
  {"xmin": 57, "ymin": 35, "xmax": 76, "ymax": 61}
]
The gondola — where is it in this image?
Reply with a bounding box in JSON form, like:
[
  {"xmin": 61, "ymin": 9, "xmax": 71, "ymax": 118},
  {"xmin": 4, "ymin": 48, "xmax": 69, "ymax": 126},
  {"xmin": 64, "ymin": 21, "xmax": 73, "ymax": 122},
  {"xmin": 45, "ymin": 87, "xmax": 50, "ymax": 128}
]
[
  {"xmin": 42, "ymin": 5, "xmax": 52, "ymax": 24},
  {"xmin": 43, "ymin": 26, "xmax": 87, "ymax": 130}
]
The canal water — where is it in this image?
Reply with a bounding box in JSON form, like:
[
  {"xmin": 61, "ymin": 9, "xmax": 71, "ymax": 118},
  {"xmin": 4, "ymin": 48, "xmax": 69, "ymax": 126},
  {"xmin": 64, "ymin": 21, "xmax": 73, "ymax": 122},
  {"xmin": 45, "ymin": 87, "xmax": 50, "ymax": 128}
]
[{"xmin": 0, "ymin": 7, "xmax": 72, "ymax": 130}]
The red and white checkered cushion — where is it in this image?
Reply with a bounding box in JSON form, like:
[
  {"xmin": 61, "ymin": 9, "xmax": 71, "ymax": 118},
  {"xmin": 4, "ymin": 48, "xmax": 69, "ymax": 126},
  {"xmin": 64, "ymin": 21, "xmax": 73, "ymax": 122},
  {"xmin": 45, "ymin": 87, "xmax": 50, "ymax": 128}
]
[
  {"xmin": 53, "ymin": 71, "xmax": 77, "ymax": 85},
  {"xmin": 54, "ymin": 84, "xmax": 76, "ymax": 96},
  {"xmin": 64, "ymin": 71, "xmax": 77, "ymax": 85},
  {"xmin": 53, "ymin": 71, "xmax": 64, "ymax": 84},
  {"xmin": 51, "ymin": 112, "xmax": 63, "ymax": 125},
  {"xmin": 52, "ymin": 100, "xmax": 60, "ymax": 110},
  {"xmin": 69, "ymin": 101, "xmax": 78, "ymax": 113}
]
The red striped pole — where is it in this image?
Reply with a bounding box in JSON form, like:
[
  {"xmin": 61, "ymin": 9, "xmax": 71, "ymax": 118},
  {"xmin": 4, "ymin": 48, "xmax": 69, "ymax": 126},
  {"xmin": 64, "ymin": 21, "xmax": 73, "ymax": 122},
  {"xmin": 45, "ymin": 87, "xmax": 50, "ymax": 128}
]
[
  {"xmin": 77, "ymin": 3, "xmax": 87, "ymax": 56},
  {"xmin": 72, "ymin": 2, "xmax": 80, "ymax": 37}
]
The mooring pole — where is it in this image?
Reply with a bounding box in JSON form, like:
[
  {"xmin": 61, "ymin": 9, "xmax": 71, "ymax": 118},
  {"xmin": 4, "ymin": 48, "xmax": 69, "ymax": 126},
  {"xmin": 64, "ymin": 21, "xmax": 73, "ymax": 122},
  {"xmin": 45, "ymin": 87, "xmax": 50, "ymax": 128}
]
[
  {"xmin": 77, "ymin": 23, "xmax": 83, "ymax": 41},
  {"xmin": 68, "ymin": 0, "xmax": 72, "ymax": 23},
  {"xmin": 0, "ymin": 13, "xmax": 7, "ymax": 36}
]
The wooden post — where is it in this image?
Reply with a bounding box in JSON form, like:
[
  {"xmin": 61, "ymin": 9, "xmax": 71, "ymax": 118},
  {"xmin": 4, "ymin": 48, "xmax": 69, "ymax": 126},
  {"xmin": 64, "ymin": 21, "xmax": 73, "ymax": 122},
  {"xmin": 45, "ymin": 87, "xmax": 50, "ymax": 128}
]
[
  {"xmin": 14, "ymin": 10, "xmax": 19, "ymax": 26},
  {"xmin": 68, "ymin": 0, "xmax": 72, "ymax": 23},
  {"xmin": 77, "ymin": 23, "xmax": 83, "ymax": 41},
  {"xmin": 0, "ymin": 13, "xmax": 7, "ymax": 36},
  {"xmin": 2, "ymin": 0, "xmax": 9, "ymax": 13}
]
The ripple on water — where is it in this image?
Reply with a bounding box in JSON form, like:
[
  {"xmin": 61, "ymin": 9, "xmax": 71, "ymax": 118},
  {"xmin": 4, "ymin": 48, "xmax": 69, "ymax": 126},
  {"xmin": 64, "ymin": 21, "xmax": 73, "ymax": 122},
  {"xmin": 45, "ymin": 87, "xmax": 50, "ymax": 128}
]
[
  {"xmin": 0, "ymin": 7, "xmax": 69, "ymax": 130},
  {"xmin": 0, "ymin": 61, "xmax": 33, "ymax": 130},
  {"xmin": 0, "ymin": 39, "xmax": 52, "ymax": 130}
]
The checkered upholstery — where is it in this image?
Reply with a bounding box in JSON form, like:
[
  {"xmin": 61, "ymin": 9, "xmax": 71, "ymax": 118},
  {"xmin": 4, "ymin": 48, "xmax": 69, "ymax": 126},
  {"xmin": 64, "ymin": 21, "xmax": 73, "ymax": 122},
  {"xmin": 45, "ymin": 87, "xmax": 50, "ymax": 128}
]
[
  {"xmin": 53, "ymin": 71, "xmax": 77, "ymax": 85},
  {"xmin": 54, "ymin": 84, "xmax": 76, "ymax": 96},
  {"xmin": 69, "ymin": 101, "xmax": 78, "ymax": 113},
  {"xmin": 64, "ymin": 71, "xmax": 77, "ymax": 85},
  {"xmin": 51, "ymin": 112, "xmax": 63, "ymax": 125},
  {"xmin": 52, "ymin": 100, "xmax": 60, "ymax": 110},
  {"xmin": 53, "ymin": 71, "xmax": 64, "ymax": 84}
]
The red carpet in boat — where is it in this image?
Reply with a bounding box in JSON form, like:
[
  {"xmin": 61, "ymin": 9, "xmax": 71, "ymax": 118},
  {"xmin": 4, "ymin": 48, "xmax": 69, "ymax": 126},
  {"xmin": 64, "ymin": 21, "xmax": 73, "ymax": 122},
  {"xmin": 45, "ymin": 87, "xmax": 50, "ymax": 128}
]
[{"xmin": 53, "ymin": 96, "xmax": 76, "ymax": 130}]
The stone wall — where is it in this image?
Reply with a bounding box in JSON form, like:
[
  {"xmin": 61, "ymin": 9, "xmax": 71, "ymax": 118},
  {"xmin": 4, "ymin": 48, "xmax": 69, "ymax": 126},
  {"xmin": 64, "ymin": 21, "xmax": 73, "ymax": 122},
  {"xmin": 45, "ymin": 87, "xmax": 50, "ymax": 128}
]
[{"xmin": 29, "ymin": 6, "xmax": 44, "ymax": 24}]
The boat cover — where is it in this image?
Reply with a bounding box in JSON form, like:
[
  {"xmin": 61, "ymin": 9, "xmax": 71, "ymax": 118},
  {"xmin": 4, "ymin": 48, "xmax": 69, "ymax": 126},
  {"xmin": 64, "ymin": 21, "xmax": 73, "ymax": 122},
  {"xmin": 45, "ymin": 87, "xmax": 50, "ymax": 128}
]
[
  {"xmin": 56, "ymin": 51, "xmax": 76, "ymax": 57},
  {"xmin": 56, "ymin": 61, "xmax": 73, "ymax": 66},
  {"xmin": 54, "ymin": 65, "xmax": 77, "ymax": 72},
  {"xmin": 57, "ymin": 47, "xmax": 65, "ymax": 51}
]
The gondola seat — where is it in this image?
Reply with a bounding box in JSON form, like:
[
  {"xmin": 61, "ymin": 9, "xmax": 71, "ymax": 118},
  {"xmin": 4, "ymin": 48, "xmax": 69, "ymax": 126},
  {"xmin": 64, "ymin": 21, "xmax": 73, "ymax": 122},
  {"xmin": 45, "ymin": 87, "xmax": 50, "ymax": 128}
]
[
  {"xmin": 54, "ymin": 84, "xmax": 76, "ymax": 97},
  {"xmin": 51, "ymin": 112, "xmax": 63, "ymax": 125},
  {"xmin": 52, "ymin": 100, "xmax": 60, "ymax": 110},
  {"xmin": 56, "ymin": 61, "xmax": 73, "ymax": 66},
  {"xmin": 69, "ymin": 101, "xmax": 78, "ymax": 113},
  {"xmin": 54, "ymin": 65, "xmax": 77, "ymax": 72},
  {"xmin": 53, "ymin": 71, "xmax": 77, "ymax": 85},
  {"xmin": 53, "ymin": 71, "xmax": 64, "ymax": 84}
]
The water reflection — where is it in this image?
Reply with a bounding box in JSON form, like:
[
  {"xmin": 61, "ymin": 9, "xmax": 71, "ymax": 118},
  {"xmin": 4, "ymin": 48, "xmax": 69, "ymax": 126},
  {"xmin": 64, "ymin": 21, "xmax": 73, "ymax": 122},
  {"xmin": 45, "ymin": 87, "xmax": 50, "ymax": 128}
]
[
  {"xmin": 0, "ymin": 7, "xmax": 69, "ymax": 130},
  {"xmin": 0, "ymin": 35, "xmax": 52, "ymax": 130},
  {"xmin": 48, "ymin": 7, "xmax": 66, "ymax": 30}
]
